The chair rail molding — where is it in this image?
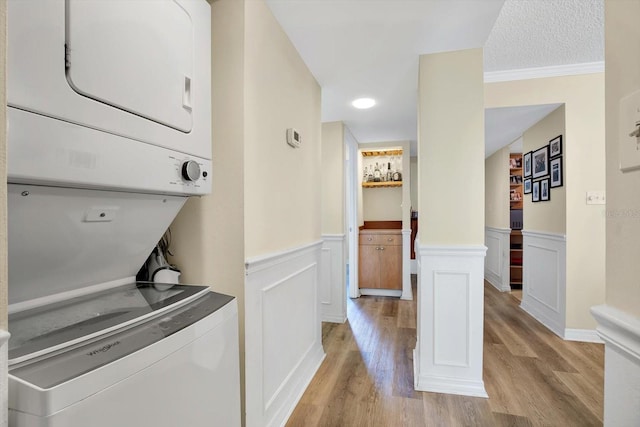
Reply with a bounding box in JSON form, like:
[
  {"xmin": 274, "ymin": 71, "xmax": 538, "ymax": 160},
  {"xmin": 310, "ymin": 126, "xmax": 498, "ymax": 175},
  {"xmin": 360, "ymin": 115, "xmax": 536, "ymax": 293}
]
[
  {"xmin": 591, "ymin": 304, "xmax": 640, "ymax": 427},
  {"xmin": 414, "ymin": 244, "xmax": 488, "ymax": 398},
  {"xmin": 484, "ymin": 226, "xmax": 511, "ymax": 292}
]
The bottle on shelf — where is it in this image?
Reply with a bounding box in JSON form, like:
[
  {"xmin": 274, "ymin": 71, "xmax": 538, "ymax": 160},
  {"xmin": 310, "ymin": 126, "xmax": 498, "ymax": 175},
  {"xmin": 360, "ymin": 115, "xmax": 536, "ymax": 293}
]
[
  {"xmin": 363, "ymin": 166, "xmax": 369, "ymax": 182},
  {"xmin": 386, "ymin": 162, "xmax": 393, "ymax": 182},
  {"xmin": 373, "ymin": 162, "xmax": 381, "ymax": 182}
]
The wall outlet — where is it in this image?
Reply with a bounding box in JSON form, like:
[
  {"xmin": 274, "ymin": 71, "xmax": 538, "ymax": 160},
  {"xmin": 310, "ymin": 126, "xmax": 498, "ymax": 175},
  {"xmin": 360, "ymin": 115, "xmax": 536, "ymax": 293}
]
[{"xmin": 586, "ymin": 191, "xmax": 606, "ymax": 205}]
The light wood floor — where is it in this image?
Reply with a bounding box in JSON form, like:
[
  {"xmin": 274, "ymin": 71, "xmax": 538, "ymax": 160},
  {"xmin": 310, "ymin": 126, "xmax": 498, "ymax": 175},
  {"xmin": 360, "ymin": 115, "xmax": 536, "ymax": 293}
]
[{"xmin": 286, "ymin": 279, "xmax": 604, "ymax": 426}]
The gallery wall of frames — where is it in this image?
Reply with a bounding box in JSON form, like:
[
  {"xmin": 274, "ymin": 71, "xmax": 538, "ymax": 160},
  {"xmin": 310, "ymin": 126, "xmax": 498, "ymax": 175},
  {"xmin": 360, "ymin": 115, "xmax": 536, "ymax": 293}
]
[{"xmin": 522, "ymin": 135, "xmax": 563, "ymax": 202}]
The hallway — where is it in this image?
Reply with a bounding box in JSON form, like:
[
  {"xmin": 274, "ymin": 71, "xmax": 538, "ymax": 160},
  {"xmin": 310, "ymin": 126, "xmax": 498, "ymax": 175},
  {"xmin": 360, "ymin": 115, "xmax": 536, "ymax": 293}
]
[{"xmin": 286, "ymin": 279, "xmax": 603, "ymax": 426}]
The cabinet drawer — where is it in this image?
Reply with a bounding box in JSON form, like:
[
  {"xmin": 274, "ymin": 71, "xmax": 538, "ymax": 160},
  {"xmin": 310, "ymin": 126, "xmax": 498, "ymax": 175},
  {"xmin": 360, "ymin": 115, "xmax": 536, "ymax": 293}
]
[{"xmin": 359, "ymin": 233, "xmax": 401, "ymax": 246}]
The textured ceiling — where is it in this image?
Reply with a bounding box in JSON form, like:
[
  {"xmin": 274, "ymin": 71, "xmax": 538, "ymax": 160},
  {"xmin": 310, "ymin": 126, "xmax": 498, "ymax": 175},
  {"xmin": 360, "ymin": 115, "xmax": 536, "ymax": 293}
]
[
  {"xmin": 264, "ymin": 0, "xmax": 604, "ymax": 156},
  {"xmin": 484, "ymin": 0, "xmax": 604, "ymax": 71},
  {"xmin": 485, "ymin": 104, "xmax": 562, "ymax": 158}
]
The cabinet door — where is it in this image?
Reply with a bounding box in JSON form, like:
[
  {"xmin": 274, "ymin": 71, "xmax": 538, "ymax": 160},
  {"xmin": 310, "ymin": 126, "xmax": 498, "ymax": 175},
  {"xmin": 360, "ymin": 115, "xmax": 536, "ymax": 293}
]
[
  {"xmin": 358, "ymin": 245, "xmax": 380, "ymax": 289},
  {"xmin": 379, "ymin": 245, "xmax": 402, "ymax": 290}
]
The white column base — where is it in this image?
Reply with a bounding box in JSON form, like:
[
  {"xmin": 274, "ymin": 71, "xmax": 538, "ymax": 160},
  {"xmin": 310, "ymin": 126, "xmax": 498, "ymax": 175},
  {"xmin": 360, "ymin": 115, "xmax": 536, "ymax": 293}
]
[
  {"xmin": 591, "ymin": 305, "xmax": 640, "ymax": 427},
  {"xmin": 414, "ymin": 244, "xmax": 488, "ymax": 398}
]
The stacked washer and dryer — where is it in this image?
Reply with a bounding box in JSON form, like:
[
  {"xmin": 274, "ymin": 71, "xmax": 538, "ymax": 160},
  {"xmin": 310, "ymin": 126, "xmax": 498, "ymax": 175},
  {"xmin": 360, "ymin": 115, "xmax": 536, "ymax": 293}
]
[{"xmin": 5, "ymin": 1, "xmax": 241, "ymax": 426}]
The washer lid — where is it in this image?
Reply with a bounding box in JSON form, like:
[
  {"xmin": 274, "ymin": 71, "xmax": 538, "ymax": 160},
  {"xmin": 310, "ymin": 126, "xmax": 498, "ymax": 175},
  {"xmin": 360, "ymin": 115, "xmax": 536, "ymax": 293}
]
[
  {"xmin": 8, "ymin": 282, "xmax": 210, "ymax": 364},
  {"xmin": 65, "ymin": 0, "xmax": 194, "ymax": 133}
]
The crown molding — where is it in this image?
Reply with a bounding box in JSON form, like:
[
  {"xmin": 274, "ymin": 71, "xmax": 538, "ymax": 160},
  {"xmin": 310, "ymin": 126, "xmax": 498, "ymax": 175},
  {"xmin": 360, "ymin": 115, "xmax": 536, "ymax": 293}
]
[{"xmin": 484, "ymin": 61, "xmax": 605, "ymax": 83}]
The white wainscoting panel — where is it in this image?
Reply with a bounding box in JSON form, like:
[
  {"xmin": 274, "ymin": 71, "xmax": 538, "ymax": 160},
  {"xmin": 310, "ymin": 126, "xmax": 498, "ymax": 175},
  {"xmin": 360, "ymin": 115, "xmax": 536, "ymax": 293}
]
[
  {"xmin": 591, "ymin": 305, "xmax": 640, "ymax": 427},
  {"xmin": 484, "ymin": 227, "xmax": 511, "ymax": 292},
  {"xmin": 414, "ymin": 244, "xmax": 488, "ymax": 398},
  {"xmin": 245, "ymin": 241, "xmax": 325, "ymax": 427},
  {"xmin": 520, "ymin": 230, "xmax": 566, "ymax": 338},
  {"xmin": 320, "ymin": 234, "xmax": 346, "ymax": 323},
  {"xmin": 1, "ymin": 330, "xmax": 8, "ymax": 427}
]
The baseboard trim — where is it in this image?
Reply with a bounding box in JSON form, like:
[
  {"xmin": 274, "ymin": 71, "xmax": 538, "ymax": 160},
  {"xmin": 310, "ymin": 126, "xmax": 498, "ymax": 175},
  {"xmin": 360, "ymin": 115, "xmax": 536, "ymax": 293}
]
[
  {"xmin": 322, "ymin": 313, "xmax": 346, "ymax": 323},
  {"xmin": 413, "ymin": 349, "xmax": 488, "ymax": 398},
  {"xmin": 485, "ymin": 276, "xmax": 511, "ymax": 293},
  {"xmin": 359, "ymin": 288, "xmax": 402, "ymax": 298},
  {"xmin": 520, "ymin": 299, "xmax": 564, "ymax": 339},
  {"xmin": 564, "ymin": 328, "xmax": 603, "ymax": 344}
]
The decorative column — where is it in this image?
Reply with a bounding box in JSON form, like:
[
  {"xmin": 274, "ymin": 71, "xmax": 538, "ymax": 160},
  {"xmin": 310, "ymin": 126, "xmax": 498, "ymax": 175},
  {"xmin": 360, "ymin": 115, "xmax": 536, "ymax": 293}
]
[{"xmin": 414, "ymin": 48, "xmax": 487, "ymax": 397}]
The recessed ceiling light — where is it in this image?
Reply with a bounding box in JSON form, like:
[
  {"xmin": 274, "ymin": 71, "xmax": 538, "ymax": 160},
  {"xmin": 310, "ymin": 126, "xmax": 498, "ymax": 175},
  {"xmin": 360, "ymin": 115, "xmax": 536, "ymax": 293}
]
[{"xmin": 352, "ymin": 98, "xmax": 376, "ymax": 109}]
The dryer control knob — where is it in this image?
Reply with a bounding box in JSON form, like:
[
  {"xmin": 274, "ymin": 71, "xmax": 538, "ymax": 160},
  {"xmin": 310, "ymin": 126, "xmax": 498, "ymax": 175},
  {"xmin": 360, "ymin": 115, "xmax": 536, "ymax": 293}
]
[{"xmin": 181, "ymin": 160, "xmax": 201, "ymax": 181}]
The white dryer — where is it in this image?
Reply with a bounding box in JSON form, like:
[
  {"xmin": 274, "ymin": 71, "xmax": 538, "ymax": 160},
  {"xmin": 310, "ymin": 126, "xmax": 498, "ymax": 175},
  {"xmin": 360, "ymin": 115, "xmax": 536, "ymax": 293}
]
[{"xmin": 7, "ymin": 0, "xmax": 212, "ymax": 195}]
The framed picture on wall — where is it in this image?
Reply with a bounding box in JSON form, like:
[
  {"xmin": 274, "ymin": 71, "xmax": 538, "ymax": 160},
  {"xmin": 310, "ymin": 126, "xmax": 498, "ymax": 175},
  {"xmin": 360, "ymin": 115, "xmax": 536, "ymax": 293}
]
[
  {"xmin": 524, "ymin": 178, "xmax": 532, "ymax": 194},
  {"xmin": 549, "ymin": 135, "xmax": 562, "ymax": 158},
  {"xmin": 532, "ymin": 181, "xmax": 540, "ymax": 202},
  {"xmin": 550, "ymin": 157, "xmax": 563, "ymax": 188},
  {"xmin": 523, "ymin": 152, "xmax": 532, "ymax": 178},
  {"xmin": 532, "ymin": 146, "xmax": 549, "ymax": 179},
  {"xmin": 541, "ymin": 178, "xmax": 550, "ymax": 201}
]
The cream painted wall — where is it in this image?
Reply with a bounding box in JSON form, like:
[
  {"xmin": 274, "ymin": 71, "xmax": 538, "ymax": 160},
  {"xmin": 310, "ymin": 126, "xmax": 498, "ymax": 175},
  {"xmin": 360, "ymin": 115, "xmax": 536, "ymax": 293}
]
[
  {"xmin": 321, "ymin": 122, "xmax": 345, "ymax": 234},
  {"xmin": 419, "ymin": 48, "xmax": 485, "ymax": 245},
  {"xmin": 522, "ymin": 105, "xmax": 566, "ymax": 234},
  {"xmin": 486, "ymin": 74, "xmax": 605, "ymax": 329},
  {"xmin": 244, "ymin": 1, "xmax": 321, "ymax": 258},
  {"xmin": 1, "ymin": 0, "xmax": 6, "ymax": 331},
  {"xmin": 485, "ymin": 146, "xmax": 510, "ymax": 229},
  {"xmin": 169, "ymin": 0, "xmax": 247, "ymax": 419},
  {"xmin": 363, "ymin": 188, "xmax": 402, "ymax": 221},
  {"xmin": 605, "ymin": 0, "xmax": 640, "ymax": 317},
  {"xmin": 410, "ymin": 156, "xmax": 418, "ymax": 211},
  {"xmin": 358, "ymin": 141, "xmax": 411, "ymax": 229}
]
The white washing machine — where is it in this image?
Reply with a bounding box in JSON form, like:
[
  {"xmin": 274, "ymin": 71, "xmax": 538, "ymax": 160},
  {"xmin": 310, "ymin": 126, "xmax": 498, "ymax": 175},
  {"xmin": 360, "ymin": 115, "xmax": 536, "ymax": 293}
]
[
  {"xmin": 5, "ymin": 0, "xmax": 242, "ymax": 425},
  {"xmin": 8, "ymin": 284, "xmax": 241, "ymax": 427}
]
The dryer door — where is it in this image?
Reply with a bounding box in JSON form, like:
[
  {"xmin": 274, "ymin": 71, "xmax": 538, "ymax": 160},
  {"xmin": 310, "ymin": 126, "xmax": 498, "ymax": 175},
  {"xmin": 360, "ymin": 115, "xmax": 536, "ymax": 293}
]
[{"xmin": 66, "ymin": 0, "xmax": 193, "ymax": 133}]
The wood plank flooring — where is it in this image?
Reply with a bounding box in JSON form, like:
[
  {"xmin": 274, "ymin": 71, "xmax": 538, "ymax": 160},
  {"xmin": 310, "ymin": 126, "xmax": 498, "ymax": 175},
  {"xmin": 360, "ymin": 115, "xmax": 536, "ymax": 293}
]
[{"xmin": 286, "ymin": 279, "xmax": 603, "ymax": 426}]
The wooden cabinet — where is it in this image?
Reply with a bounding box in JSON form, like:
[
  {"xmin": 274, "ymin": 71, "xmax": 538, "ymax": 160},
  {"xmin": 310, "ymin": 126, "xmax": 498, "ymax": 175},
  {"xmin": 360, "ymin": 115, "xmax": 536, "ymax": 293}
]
[{"xmin": 359, "ymin": 230, "xmax": 402, "ymax": 290}]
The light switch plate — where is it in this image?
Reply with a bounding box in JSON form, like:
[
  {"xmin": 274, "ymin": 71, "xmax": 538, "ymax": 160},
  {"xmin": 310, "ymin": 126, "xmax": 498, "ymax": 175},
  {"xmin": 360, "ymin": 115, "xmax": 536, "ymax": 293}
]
[
  {"xmin": 619, "ymin": 89, "xmax": 640, "ymax": 171},
  {"xmin": 586, "ymin": 191, "xmax": 606, "ymax": 205}
]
